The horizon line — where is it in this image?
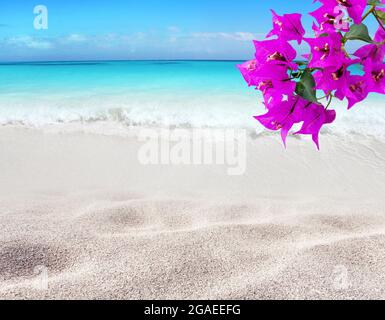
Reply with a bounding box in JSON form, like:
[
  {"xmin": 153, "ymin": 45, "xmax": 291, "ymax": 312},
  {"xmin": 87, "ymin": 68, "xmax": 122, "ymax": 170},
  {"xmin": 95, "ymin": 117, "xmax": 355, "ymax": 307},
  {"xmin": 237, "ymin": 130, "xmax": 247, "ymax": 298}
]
[{"xmin": 0, "ymin": 58, "xmax": 247, "ymax": 64}]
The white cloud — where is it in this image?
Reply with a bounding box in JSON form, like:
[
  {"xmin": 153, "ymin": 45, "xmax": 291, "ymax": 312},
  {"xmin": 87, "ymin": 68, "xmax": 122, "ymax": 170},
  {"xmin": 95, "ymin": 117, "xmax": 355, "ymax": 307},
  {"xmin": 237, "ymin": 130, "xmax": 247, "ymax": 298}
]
[
  {"xmin": 6, "ymin": 36, "xmax": 53, "ymax": 49},
  {"xmin": 63, "ymin": 34, "xmax": 88, "ymax": 43},
  {"xmin": 190, "ymin": 32, "xmax": 261, "ymax": 42},
  {"xmin": 0, "ymin": 29, "xmax": 260, "ymax": 59},
  {"xmin": 168, "ymin": 26, "xmax": 181, "ymax": 33},
  {"xmin": 2, "ymin": 30, "xmax": 260, "ymax": 51}
]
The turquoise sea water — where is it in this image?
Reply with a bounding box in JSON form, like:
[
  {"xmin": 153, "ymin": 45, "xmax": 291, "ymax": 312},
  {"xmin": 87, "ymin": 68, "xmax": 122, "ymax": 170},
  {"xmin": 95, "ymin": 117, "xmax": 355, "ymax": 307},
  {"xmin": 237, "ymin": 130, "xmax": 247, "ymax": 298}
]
[
  {"xmin": 0, "ymin": 60, "xmax": 384, "ymax": 138},
  {"xmin": 0, "ymin": 60, "xmax": 258, "ymax": 128}
]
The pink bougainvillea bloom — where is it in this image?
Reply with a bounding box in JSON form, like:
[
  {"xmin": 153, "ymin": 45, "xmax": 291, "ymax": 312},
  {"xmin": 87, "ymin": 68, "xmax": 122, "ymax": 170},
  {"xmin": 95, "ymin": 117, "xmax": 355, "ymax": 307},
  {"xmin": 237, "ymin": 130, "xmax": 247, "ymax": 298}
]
[
  {"xmin": 237, "ymin": 60, "xmax": 296, "ymax": 100},
  {"xmin": 254, "ymin": 96, "xmax": 305, "ymax": 146},
  {"xmin": 364, "ymin": 61, "xmax": 385, "ymax": 94},
  {"xmin": 254, "ymin": 39, "xmax": 297, "ymax": 69},
  {"xmin": 354, "ymin": 27, "xmax": 385, "ymax": 63},
  {"xmin": 315, "ymin": 0, "xmax": 367, "ymax": 24},
  {"xmin": 313, "ymin": 57, "xmax": 359, "ymax": 95},
  {"xmin": 335, "ymin": 75, "xmax": 370, "ymax": 109},
  {"xmin": 310, "ymin": 4, "xmax": 349, "ymax": 34},
  {"xmin": 256, "ymin": 95, "xmax": 337, "ymax": 148},
  {"xmin": 253, "ymin": 64, "xmax": 297, "ymax": 99},
  {"xmin": 305, "ymin": 32, "xmax": 345, "ymax": 69},
  {"xmin": 238, "ymin": 0, "xmax": 385, "ymax": 148},
  {"xmin": 266, "ymin": 10, "xmax": 306, "ymax": 44},
  {"xmin": 294, "ymin": 102, "xmax": 336, "ymax": 149},
  {"xmin": 238, "ymin": 59, "xmax": 260, "ymax": 87}
]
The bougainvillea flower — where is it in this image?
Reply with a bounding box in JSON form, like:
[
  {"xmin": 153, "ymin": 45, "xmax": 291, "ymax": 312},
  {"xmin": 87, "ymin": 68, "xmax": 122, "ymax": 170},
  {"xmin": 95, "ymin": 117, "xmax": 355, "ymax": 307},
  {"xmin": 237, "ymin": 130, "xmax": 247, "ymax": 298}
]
[
  {"xmin": 305, "ymin": 32, "xmax": 345, "ymax": 69},
  {"xmin": 294, "ymin": 103, "xmax": 336, "ymax": 149},
  {"xmin": 238, "ymin": 59, "xmax": 260, "ymax": 87},
  {"xmin": 238, "ymin": 0, "xmax": 385, "ymax": 149},
  {"xmin": 255, "ymin": 96, "xmax": 306, "ymax": 146},
  {"xmin": 364, "ymin": 61, "xmax": 385, "ymax": 94},
  {"xmin": 354, "ymin": 27, "xmax": 385, "ymax": 63},
  {"xmin": 254, "ymin": 39, "xmax": 297, "ymax": 70},
  {"xmin": 266, "ymin": 10, "xmax": 306, "ymax": 44},
  {"xmin": 310, "ymin": 4, "xmax": 349, "ymax": 34},
  {"xmin": 256, "ymin": 95, "xmax": 336, "ymax": 148},
  {"xmin": 315, "ymin": 0, "xmax": 366, "ymax": 24},
  {"xmin": 256, "ymin": 65, "xmax": 296, "ymax": 99},
  {"xmin": 313, "ymin": 58, "xmax": 359, "ymax": 95},
  {"xmin": 335, "ymin": 75, "xmax": 370, "ymax": 109},
  {"xmin": 251, "ymin": 63, "xmax": 290, "ymax": 81},
  {"xmin": 238, "ymin": 61, "xmax": 296, "ymax": 101}
]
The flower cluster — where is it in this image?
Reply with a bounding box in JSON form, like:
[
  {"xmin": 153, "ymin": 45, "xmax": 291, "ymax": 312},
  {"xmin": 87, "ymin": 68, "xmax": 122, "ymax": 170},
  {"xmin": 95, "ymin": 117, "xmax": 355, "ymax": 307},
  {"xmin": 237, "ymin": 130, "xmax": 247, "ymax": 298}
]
[{"xmin": 239, "ymin": 0, "xmax": 385, "ymax": 148}]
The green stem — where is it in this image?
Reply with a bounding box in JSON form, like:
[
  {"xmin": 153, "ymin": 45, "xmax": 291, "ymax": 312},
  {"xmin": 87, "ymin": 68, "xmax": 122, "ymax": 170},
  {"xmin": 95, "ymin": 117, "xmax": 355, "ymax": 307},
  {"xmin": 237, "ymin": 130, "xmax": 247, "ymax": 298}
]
[
  {"xmin": 325, "ymin": 94, "xmax": 333, "ymax": 110},
  {"xmin": 318, "ymin": 94, "xmax": 330, "ymax": 100},
  {"xmin": 362, "ymin": 5, "xmax": 376, "ymax": 22},
  {"xmin": 373, "ymin": 11, "xmax": 385, "ymax": 32}
]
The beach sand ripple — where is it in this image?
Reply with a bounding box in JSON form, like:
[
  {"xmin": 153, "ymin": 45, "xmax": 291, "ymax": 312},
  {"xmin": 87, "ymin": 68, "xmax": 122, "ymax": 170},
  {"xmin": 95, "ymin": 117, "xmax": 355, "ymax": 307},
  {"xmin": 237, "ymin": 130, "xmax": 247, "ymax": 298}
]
[{"xmin": 1, "ymin": 128, "xmax": 385, "ymax": 300}]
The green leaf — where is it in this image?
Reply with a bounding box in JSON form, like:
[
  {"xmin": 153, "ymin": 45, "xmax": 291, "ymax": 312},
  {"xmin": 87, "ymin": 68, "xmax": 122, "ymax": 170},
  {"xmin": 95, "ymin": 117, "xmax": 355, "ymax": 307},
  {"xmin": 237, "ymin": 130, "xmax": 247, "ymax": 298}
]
[
  {"xmin": 367, "ymin": 0, "xmax": 383, "ymax": 6},
  {"xmin": 375, "ymin": 10, "xmax": 385, "ymax": 24},
  {"xmin": 345, "ymin": 24, "xmax": 373, "ymax": 43},
  {"xmin": 293, "ymin": 60, "xmax": 308, "ymax": 66},
  {"xmin": 295, "ymin": 71, "xmax": 318, "ymax": 104}
]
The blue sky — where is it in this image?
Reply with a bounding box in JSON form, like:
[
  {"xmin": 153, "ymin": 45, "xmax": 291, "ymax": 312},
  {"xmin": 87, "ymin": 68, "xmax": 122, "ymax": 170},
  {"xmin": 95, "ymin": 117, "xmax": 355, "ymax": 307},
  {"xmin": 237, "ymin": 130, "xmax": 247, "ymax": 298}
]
[{"xmin": 0, "ymin": 0, "xmax": 380, "ymax": 61}]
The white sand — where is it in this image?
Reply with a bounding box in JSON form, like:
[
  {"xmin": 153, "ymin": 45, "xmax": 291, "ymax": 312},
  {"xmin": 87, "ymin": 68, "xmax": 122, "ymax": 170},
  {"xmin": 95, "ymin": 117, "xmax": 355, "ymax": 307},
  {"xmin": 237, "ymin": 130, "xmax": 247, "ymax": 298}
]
[{"xmin": 1, "ymin": 126, "xmax": 385, "ymax": 300}]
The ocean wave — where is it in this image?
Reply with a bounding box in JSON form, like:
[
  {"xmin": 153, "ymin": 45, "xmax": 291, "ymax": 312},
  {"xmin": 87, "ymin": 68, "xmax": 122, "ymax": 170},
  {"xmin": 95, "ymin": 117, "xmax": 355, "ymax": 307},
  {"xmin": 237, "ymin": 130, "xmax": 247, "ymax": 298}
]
[
  {"xmin": 1, "ymin": 96, "xmax": 385, "ymax": 141},
  {"xmin": 0, "ymin": 93, "xmax": 259, "ymax": 129}
]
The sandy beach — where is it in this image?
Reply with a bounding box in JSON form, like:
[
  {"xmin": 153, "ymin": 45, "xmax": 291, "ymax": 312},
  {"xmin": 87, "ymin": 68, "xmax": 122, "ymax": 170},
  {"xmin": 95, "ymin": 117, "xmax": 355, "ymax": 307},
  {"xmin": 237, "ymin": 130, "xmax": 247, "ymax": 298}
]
[{"xmin": 0, "ymin": 126, "xmax": 385, "ymax": 300}]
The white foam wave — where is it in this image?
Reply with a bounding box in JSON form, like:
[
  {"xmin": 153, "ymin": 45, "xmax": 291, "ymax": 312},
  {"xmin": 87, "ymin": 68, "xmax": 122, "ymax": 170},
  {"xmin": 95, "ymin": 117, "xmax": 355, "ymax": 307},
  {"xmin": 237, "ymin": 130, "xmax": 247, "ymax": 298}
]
[{"xmin": 1, "ymin": 93, "xmax": 385, "ymax": 141}]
